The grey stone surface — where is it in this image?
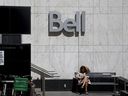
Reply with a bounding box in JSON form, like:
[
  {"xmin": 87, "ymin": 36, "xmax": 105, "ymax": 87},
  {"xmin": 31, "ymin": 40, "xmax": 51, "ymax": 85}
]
[
  {"xmin": 1, "ymin": 0, "xmax": 128, "ymax": 79},
  {"xmin": 45, "ymin": 91, "xmax": 112, "ymax": 96}
]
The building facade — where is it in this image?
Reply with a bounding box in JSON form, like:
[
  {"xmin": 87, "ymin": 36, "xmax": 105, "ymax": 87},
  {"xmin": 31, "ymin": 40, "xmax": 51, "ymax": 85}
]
[{"xmin": 1, "ymin": 0, "xmax": 128, "ymax": 79}]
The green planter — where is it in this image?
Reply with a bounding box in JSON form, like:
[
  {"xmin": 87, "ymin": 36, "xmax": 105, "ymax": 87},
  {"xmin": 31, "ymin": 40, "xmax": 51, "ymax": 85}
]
[{"xmin": 14, "ymin": 77, "xmax": 28, "ymax": 92}]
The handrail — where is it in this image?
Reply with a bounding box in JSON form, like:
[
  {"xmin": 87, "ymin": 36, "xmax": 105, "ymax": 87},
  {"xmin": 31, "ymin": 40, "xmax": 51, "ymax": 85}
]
[{"xmin": 31, "ymin": 64, "xmax": 53, "ymax": 77}]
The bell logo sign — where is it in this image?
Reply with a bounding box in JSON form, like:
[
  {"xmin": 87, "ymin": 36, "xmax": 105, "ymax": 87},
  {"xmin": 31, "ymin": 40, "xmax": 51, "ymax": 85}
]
[{"xmin": 48, "ymin": 11, "xmax": 85, "ymax": 37}]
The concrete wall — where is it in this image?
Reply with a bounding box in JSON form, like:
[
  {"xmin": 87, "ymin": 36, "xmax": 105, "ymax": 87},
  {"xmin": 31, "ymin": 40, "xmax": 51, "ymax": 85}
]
[{"xmin": 1, "ymin": 0, "xmax": 128, "ymax": 79}]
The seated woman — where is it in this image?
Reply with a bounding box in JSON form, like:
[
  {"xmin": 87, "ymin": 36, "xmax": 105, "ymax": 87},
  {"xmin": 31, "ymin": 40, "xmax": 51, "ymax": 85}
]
[{"xmin": 75, "ymin": 66, "xmax": 91, "ymax": 95}]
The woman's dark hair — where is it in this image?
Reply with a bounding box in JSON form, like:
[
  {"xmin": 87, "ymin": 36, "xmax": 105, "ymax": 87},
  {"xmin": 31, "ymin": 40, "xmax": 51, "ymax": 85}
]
[{"xmin": 80, "ymin": 66, "xmax": 90, "ymax": 74}]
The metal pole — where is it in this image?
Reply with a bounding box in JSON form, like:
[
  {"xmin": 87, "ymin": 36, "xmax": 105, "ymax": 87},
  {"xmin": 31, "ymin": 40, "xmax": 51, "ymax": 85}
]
[
  {"xmin": 41, "ymin": 74, "xmax": 45, "ymax": 96},
  {"xmin": 3, "ymin": 84, "xmax": 7, "ymax": 96}
]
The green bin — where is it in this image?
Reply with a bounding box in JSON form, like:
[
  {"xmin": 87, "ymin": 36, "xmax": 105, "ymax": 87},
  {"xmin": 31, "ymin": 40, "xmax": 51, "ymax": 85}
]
[{"xmin": 14, "ymin": 77, "xmax": 28, "ymax": 92}]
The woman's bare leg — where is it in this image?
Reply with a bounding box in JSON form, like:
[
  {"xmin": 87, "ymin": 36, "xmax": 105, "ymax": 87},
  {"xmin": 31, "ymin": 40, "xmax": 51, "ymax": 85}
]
[
  {"xmin": 81, "ymin": 77, "xmax": 87, "ymax": 88},
  {"xmin": 81, "ymin": 79, "xmax": 85, "ymax": 88},
  {"xmin": 85, "ymin": 83, "xmax": 88, "ymax": 92},
  {"xmin": 85, "ymin": 83, "xmax": 88, "ymax": 95}
]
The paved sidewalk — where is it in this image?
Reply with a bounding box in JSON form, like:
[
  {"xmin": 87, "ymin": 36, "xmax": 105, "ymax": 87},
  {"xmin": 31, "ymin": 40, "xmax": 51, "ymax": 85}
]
[{"xmin": 45, "ymin": 91, "xmax": 113, "ymax": 96}]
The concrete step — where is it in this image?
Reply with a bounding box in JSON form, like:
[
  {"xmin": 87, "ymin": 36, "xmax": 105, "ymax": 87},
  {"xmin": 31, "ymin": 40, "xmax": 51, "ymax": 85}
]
[{"xmin": 35, "ymin": 88, "xmax": 43, "ymax": 96}]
